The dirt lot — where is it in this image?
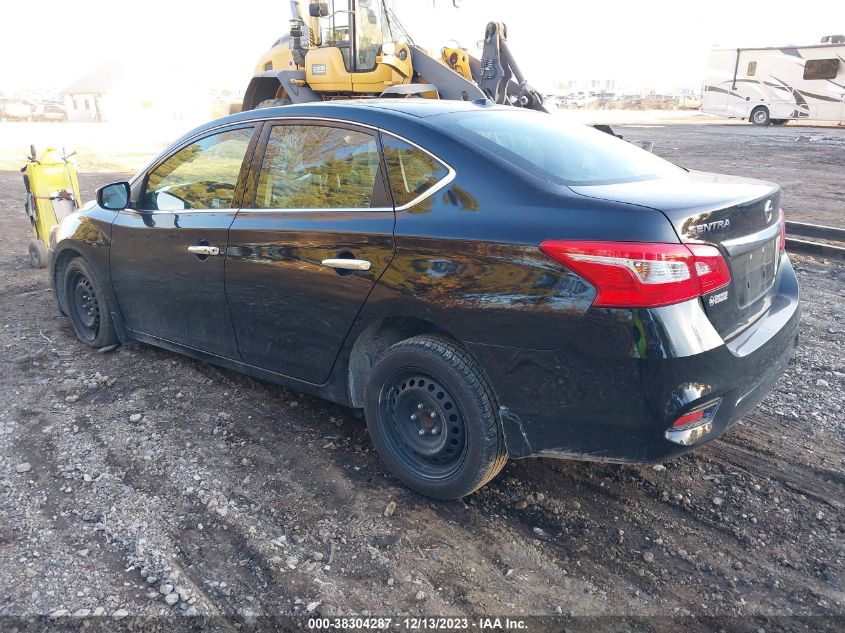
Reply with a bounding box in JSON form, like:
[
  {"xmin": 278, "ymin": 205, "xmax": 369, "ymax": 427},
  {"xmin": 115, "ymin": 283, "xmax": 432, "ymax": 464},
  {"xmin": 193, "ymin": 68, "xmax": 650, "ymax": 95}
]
[
  {"xmin": 617, "ymin": 123, "xmax": 845, "ymax": 227},
  {"xmin": 0, "ymin": 121, "xmax": 844, "ymax": 631}
]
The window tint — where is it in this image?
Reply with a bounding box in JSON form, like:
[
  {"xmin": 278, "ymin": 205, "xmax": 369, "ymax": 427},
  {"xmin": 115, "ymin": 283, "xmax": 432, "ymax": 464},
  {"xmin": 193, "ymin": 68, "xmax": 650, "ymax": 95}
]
[
  {"xmin": 441, "ymin": 110, "xmax": 682, "ymax": 186},
  {"xmin": 803, "ymin": 58, "xmax": 839, "ymax": 80},
  {"xmin": 381, "ymin": 135, "xmax": 449, "ymax": 208},
  {"xmin": 144, "ymin": 127, "xmax": 253, "ymax": 211},
  {"xmin": 255, "ymin": 125, "xmax": 380, "ymax": 209},
  {"xmin": 746, "ymin": 61, "xmax": 757, "ymax": 76}
]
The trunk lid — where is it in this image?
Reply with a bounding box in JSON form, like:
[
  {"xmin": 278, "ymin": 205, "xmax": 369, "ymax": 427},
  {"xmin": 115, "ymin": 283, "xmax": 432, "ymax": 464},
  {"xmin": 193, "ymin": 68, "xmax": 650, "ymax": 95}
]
[{"xmin": 570, "ymin": 170, "xmax": 782, "ymax": 340}]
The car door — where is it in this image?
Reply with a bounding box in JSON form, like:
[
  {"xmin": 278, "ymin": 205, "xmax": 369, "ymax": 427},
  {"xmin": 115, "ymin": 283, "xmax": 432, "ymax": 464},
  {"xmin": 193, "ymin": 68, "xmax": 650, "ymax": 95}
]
[
  {"xmin": 110, "ymin": 124, "xmax": 259, "ymax": 358},
  {"xmin": 225, "ymin": 120, "xmax": 395, "ymax": 383}
]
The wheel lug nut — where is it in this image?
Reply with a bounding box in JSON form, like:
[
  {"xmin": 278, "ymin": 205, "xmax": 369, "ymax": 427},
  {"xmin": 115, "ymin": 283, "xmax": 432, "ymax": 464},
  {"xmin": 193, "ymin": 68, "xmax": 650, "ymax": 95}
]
[
  {"xmin": 418, "ymin": 429, "xmax": 425, "ymax": 436},
  {"xmin": 410, "ymin": 414, "xmax": 417, "ymax": 421},
  {"xmin": 430, "ymin": 412, "xmax": 437, "ymax": 418},
  {"xmin": 417, "ymin": 403, "xmax": 424, "ymax": 410},
  {"xmin": 431, "ymin": 427, "xmax": 439, "ymax": 435}
]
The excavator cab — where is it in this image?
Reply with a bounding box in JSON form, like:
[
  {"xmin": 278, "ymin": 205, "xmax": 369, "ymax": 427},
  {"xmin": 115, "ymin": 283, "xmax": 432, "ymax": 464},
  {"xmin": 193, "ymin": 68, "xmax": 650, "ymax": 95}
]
[{"xmin": 289, "ymin": 0, "xmax": 412, "ymax": 94}]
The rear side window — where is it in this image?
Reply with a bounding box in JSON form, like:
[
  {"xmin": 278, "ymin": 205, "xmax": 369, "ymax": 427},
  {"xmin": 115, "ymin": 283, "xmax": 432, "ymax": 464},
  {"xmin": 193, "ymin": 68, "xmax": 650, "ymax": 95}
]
[
  {"xmin": 143, "ymin": 127, "xmax": 253, "ymax": 211},
  {"xmin": 381, "ymin": 135, "xmax": 449, "ymax": 208},
  {"xmin": 803, "ymin": 58, "xmax": 839, "ymax": 80},
  {"xmin": 441, "ymin": 110, "xmax": 682, "ymax": 186},
  {"xmin": 255, "ymin": 124, "xmax": 380, "ymax": 209}
]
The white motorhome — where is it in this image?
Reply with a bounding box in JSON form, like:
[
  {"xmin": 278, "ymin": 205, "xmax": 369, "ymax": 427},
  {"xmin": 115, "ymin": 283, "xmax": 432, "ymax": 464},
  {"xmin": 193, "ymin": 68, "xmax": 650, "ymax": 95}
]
[{"xmin": 702, "ymin": 35, "xmax": 845, "ymax": 125}]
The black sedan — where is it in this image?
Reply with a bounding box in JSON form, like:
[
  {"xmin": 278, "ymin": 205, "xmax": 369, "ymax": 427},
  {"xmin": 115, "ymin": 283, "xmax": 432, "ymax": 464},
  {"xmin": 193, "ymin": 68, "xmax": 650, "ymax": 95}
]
[{"xmin": 49, "ymin": 100, "xmax": 799, "ymax": 499}]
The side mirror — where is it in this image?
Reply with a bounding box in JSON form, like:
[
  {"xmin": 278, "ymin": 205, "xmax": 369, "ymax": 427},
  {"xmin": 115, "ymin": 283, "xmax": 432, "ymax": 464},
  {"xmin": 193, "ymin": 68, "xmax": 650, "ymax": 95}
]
[
  {"xmin": 309, "ymin": 2, "xmax": 329, "ymax": 17},
  {"xmin": 97, "ymin": 181, "xmax": 131, "ymax": 211}
]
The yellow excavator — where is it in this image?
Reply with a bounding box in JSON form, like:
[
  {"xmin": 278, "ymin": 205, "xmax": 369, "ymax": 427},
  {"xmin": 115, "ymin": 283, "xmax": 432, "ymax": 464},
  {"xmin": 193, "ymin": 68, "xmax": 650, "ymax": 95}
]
[{"xmin": 242, "ymin": 0, "xmax": 548, "ymax": 112}]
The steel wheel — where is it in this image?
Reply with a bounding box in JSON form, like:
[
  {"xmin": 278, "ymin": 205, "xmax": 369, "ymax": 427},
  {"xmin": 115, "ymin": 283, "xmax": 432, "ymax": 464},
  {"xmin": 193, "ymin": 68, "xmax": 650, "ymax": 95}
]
[
  {"xmin": 364, "ymin": 335, "xmax": 507, "ymax": 499},
  {"xmin": 68, "ymin": 269, "xmax": 100, "ymax": 342},
  {"xmin": 377, "ymin": 369, "xmax": 468, "ymax": 480},
  {"xmin": 61, "ymin": 257, "xmax": 118, "ymax": 349}
]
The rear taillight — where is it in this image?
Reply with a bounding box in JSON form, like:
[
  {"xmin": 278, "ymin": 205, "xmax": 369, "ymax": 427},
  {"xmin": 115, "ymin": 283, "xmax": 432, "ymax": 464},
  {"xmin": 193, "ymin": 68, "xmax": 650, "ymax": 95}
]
[
  {"xmin": 778, "ymin": 208, "xmax": 786, "ymax": 251},
  {"xmin": 539, "ymin": 240, "xmax": 731, "ymax": 308}
]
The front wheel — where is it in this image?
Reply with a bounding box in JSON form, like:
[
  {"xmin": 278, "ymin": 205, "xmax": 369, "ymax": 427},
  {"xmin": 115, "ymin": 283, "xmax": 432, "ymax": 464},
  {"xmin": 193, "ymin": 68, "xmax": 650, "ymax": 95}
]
[
  {"xmin": 256, "ymin": 98, "xmax": 292, "ymax": 109},
  {"xmin": 364, "ymin": 335, "xmax": 507, "ymax": 499},
  {"xmin": 63, "ymin": 257, "xmax": 118, "ymax": 349},
  {"xmin": 750, "ymin": 106, "xmax": 771, "ymax": 126}
]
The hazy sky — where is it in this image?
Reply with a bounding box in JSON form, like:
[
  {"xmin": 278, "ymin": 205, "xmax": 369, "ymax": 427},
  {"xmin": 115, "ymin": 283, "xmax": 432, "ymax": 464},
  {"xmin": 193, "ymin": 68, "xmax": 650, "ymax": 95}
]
[{"xmin": 1, "ymin": 0, "xmax": 842, "ymax": 95}]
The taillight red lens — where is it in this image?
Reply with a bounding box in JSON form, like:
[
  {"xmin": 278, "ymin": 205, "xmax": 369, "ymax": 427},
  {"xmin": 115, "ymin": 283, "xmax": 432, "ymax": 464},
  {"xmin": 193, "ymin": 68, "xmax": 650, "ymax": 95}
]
[
  {"xmin": 687, "ymin": 244, "xmax": 732, "ymax": 294},
  {"xmin": 778, "ymin": 208, "xmax": 786, "ymax": 252},
  {"xmin": 670, "ymin": 399, "xmax": 721, "ymax": 430},
  {"xmin": 539, "ymin": 240, "xmax": 731, "ymax": 308}
]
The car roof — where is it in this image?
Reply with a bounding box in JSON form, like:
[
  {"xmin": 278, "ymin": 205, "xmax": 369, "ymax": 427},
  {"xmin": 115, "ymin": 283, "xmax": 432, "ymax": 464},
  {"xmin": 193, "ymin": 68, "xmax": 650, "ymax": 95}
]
[
  {"xmin": 244, "ymin": 98, "xmax": 511, "ymax": 119},
  {"xmin": 205, "ymin": 99, "xmax": 517, "ymax": 133},
  {"xmin": 165, "ymin": 99, "xmax": 518, "ymax": 154}
]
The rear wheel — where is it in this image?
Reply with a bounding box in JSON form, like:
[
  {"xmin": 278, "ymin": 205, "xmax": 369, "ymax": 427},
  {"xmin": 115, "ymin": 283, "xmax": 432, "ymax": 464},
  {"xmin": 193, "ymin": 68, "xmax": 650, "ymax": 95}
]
[
  {"xmin": 364, "ymin": 335, "xmax": 507, "ymax": 499},
  {"xmin": 256, "ymin": 98, "xmax": 292, "ymax": 109},
  {"xmin": 63, "ymin": 257, "xmax": 118, "ymax": 348},
  {"xmin": 750, "ymin": 106, "xmax": 771, "ymax": 126},
  {"xmin": 28, "ymin": 239, "xmax": 48, "ymax": 268}
]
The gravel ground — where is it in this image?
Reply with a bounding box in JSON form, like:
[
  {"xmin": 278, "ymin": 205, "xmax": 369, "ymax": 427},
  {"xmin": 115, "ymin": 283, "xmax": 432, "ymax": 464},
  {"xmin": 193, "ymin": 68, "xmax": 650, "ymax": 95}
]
[{"xmin": 0, "ymin": 124, "xmax": 844, "ymax": 631}]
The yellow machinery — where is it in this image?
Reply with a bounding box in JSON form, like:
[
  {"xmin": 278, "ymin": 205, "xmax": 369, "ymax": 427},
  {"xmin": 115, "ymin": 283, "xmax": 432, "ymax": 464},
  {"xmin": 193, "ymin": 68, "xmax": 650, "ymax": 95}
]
[
  {"xmin": 242, "ymin": 0, "xmax": 547, "ymax": 112},
  {"xmin": 21, "ymin": 146, "xmax": 80, "ymax": 268}
]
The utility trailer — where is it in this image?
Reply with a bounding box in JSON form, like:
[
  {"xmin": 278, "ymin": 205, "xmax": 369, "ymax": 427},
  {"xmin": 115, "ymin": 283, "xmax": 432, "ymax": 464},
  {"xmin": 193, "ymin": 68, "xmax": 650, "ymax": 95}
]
[{"xmin": 702, "ymin": 35, "xmax": 845, "ymax": 125}]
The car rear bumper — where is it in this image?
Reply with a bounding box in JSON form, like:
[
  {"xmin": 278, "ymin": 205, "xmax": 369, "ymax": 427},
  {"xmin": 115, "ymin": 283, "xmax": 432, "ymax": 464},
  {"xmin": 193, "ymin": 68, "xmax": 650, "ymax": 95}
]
[{"xmin": 468, "ymin": 255, "xmax": 800, "ymax": 463}]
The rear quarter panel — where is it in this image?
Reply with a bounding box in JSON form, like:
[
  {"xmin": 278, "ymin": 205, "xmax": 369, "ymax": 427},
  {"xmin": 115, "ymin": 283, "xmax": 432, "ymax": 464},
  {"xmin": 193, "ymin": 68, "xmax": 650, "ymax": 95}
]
[{"xmin": 360, "ymin": 130, "xmax": 681, "ymax": 352}]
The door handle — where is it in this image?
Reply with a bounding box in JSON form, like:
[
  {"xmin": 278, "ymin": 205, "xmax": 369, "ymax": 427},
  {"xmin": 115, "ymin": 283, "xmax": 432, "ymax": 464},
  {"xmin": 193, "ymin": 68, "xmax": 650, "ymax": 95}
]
[
  {"xmin": 321, "ymin": 258, "xmax": 371, "ymax": 271},
  {"xmin": 187, "ymin": 245, "xmax": 220, "ymax": 256}
]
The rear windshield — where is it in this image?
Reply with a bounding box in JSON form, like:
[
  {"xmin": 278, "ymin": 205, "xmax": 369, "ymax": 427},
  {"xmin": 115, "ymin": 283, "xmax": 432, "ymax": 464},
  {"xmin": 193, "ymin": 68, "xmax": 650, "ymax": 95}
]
[{"xmin": 439, "ymin": 110, "xmax": 682, "ymax": 186}]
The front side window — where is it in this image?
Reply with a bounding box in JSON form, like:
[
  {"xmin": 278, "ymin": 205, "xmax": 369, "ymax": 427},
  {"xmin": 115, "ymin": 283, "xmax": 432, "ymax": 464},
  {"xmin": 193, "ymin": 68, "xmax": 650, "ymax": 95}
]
[
  {"xmin": 803, "ymin": 58, "xmax": 839, "ymax": 80},
  {"xmin": 381, "ymin": 135, "xmax": 449, "ymax": 208},
  {"xmin": 255, "ymin": 124, "xmax": 380, "ymax": 209},
  {"xmin": 143, "ymin": 127, "xmax": 253, "ymax": 211}
]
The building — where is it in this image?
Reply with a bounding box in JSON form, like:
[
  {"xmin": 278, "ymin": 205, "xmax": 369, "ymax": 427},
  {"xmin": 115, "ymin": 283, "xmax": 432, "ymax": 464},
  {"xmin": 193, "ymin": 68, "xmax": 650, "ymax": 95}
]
[{"xmin": 62, "ymin": 61, "xmax": 214, "ymax": 124}]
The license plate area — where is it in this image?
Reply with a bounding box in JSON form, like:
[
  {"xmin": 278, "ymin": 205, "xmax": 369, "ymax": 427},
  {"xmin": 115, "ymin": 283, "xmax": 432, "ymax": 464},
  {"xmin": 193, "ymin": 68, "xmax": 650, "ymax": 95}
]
[{"xmin": 733, "ymin": 237, "xmax": 778, "ymax": 309}]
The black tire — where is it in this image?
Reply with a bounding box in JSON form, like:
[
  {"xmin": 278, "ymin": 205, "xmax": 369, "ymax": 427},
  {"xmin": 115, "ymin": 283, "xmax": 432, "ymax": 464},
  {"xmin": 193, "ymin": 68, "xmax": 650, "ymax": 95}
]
[
  {"xmin": 63, "ymin": 257, "xmax": 118, "ymax": 349},
  {"xmin": 750, "ymin": 106, "xmax": 770, "ymax": 126},
  {"xmin": 771, "ymin": 119, "xmax": 790, "ymax": 126},
  {"xmin": 28, "ymin": 239, "xmax": 48, "ymax": 268},
  {"xmin": 364, "ymin": 335, "xmax": 507, "ymax": 499},
  {"xmin": 256, "ymin": 98, "xmax": 292, "ymax": 109}
]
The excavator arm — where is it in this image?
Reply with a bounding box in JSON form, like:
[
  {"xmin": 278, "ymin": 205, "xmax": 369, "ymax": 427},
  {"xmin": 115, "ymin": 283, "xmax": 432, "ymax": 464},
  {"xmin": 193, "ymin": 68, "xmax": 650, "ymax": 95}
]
[
  {"xmin": 473, "ymin": 22, "xmax": 547, "ymax": 112},
  {"xmin": 387, "ymin": 22, "xmax": 548, "ymax": 112}
]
